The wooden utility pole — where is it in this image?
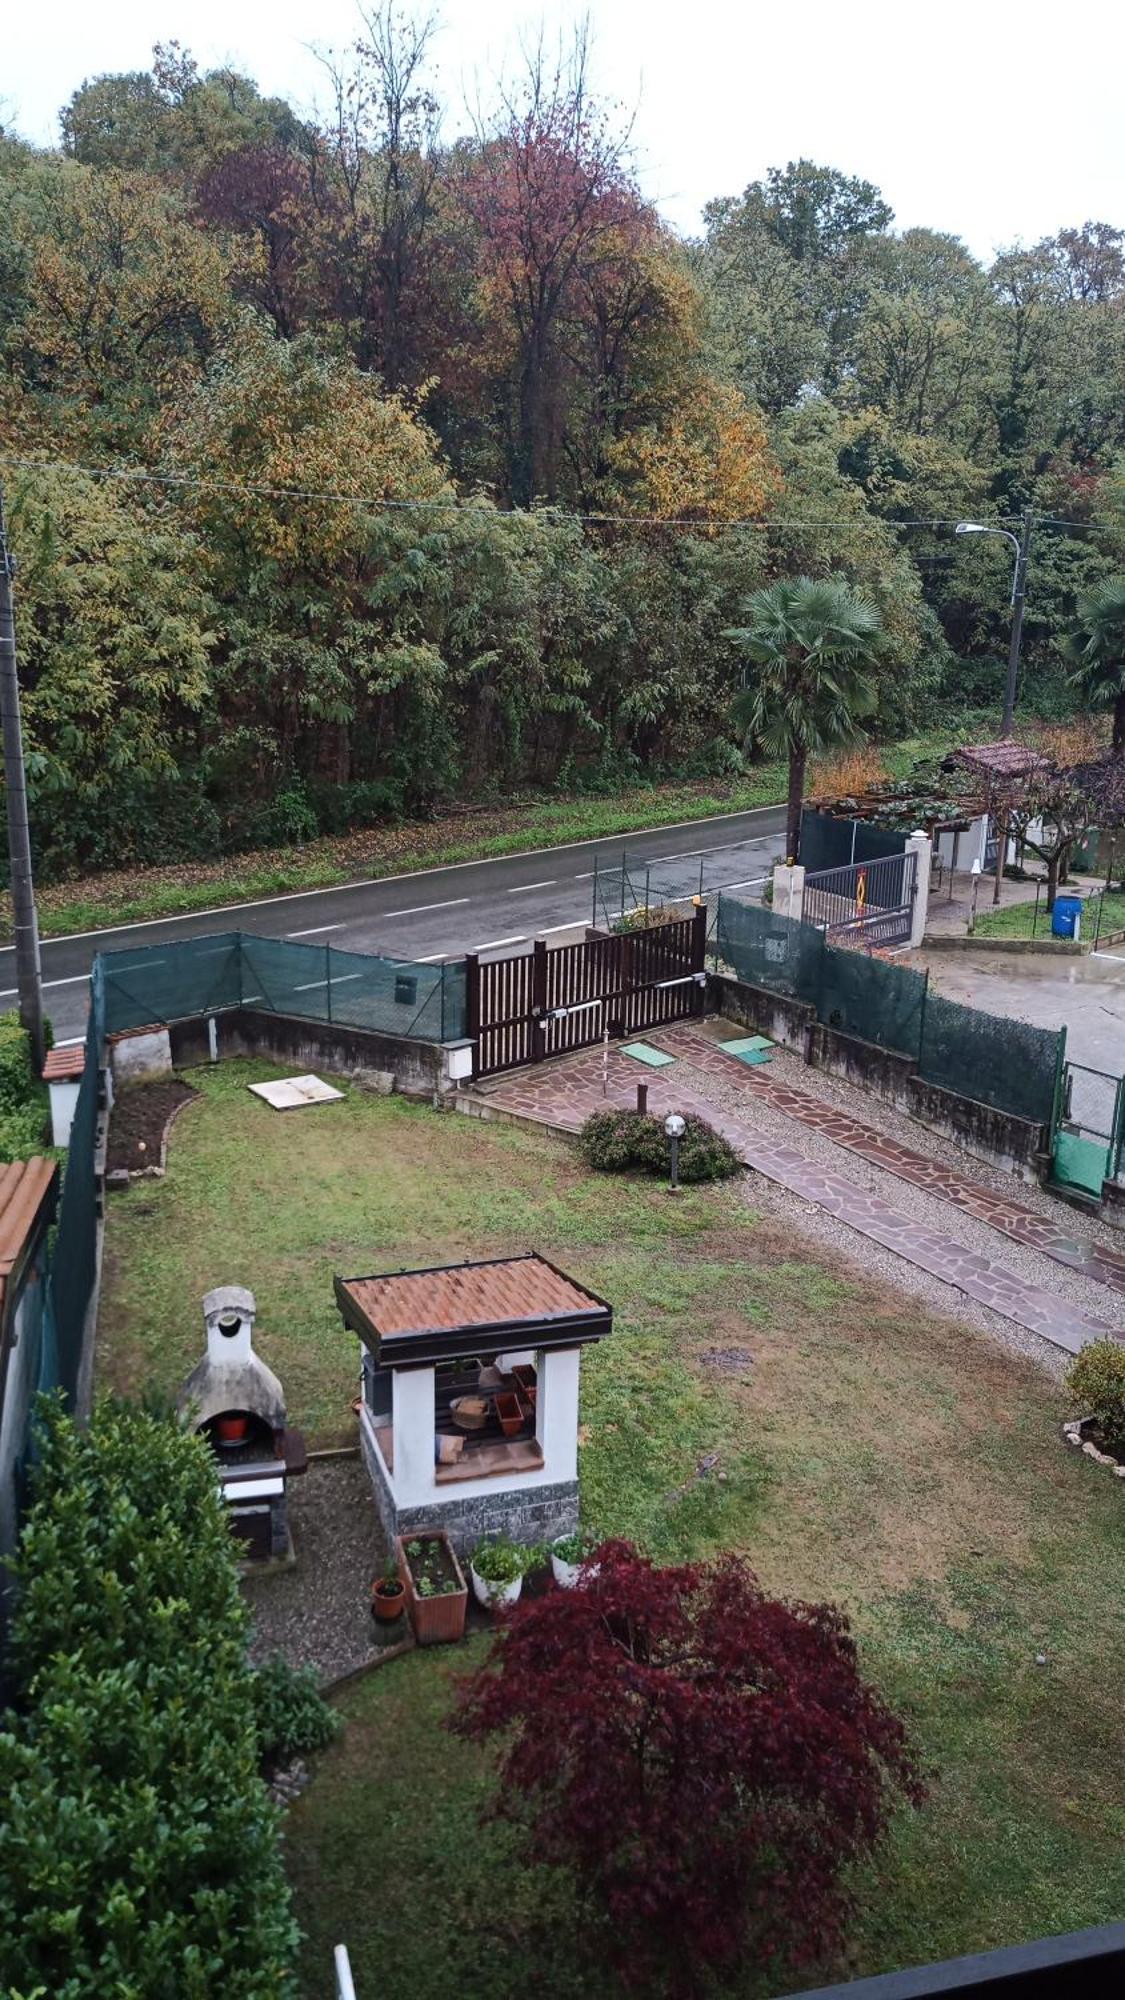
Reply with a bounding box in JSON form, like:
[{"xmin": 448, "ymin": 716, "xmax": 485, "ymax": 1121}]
[{"xmin": 0, "ymin": 481, "xmax": 45, "ymax": 1068}]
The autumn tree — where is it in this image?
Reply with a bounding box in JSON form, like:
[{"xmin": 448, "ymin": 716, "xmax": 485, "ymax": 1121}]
[{"xmin": 452, "ymin": 1541, "xmax": 921, "ymax": 1995}]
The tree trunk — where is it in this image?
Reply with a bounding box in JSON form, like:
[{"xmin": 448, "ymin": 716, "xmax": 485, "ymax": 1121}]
[
  {"xmin": 1046, "ymin": 852, "xmax": 1060, "ymax": 911},
  {"xmin": 786, "ymin": 749, "xmax": 806, "ymax": 864},
  {"xmin": 1114, "ymin": 690, "xmax": 1125, "ymax": 757}
]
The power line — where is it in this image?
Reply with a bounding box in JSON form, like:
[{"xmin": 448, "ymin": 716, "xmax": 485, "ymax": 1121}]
[{"xmin": 0, "ymin": 454, "xmax": 1024, "ymax": 534}]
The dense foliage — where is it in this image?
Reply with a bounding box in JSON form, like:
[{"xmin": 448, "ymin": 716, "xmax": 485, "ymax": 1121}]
[
  {"xmin": 0, "ymin": 1398, "xmax": 299, "ymax": 1997},
  {"xmin": 579, "ymin": 1106, "xmax": 741, "ymax": 1182},
  {"xmin": 252, "ymin": 1657, "xmax": 340, "ymax": 1768},
  {"xmin": 452, "ymin": 1539, "xmax": 923, "ymax": 1993},
  {"xmin": 1067, "ymin": 1340, "xmax": 1125, "ymax": 1454},
  {"xmin": 1, "ymin": 20, "xmax": 1123, "ymax": 875},
  {"xmin": 0, "ymin": 1010, "xmax": 50, "ymax": 1158}
]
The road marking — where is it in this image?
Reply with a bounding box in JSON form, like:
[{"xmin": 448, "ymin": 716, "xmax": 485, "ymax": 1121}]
[
  {"xmin": 287, "ymin": 923, "xmax": 344, "ymax": 938},
  {"xmin": 474, "ymin": 935, "xmax": 527, "ymax": 951},
  {"xmin": 380, "ymin": 898, "xmax": 471, "ymax": 918},
  {"xmin": 538, "ymin": 921, "xmax": 584, "ymax": 934},
  {"xmin": 718, "ymin": 876, "xmax": 767, "ymax": 891},
  {"xmin": 0, "ymin": 973, "xmax": 92, "ymax": 998},
  {"xmin": 507, "ymin": 880, "xmax": 556, "ymax": 893},
  {"xmin": 416, "ymin": 953, "xmax": 449, "ymax": 963},
  {"xmin": 293, "ymin": 979, "xmax": 328, "ymax": 991},
  {"xmin": 574, "ymin": 872, "xmax": 596, "ymax": 880},
  {"xmin": 0, "ymin": 805, "xmax": 786, "ymax": 954},
  {"xmin": 107, "ymin": 957, "xmax": 165, "ymax": 972},
  {"xmin": 292, "ymin": 972, "xmax": 365, "ymax": 992}
]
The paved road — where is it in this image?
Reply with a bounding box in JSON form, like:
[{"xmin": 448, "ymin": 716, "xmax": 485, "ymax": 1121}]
[{"xmin": 1, "ymin": 803, "xmax": 786, "ymax": 1043}]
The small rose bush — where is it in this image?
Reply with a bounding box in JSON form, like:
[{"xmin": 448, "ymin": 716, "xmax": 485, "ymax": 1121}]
[{"xmin": 579, "ymin": 1107, "xmax": 740, "ymax": 1183}]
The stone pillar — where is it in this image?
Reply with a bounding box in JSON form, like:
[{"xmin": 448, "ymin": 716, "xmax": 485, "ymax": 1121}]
[
  {"xmin": 537, "ymin": 1346, "xmax": 581, "ymax": 1485},
  {"xmin": 391, "ymin": 1366, "xmax": 435, "ymax": 1507},
  {"xmin": 772, "ymin": 862, "xmax": 805, "ymax": 923},
  {"xmin": 906, "ymin": 830, "xmax": 932, "ymax": 948}
]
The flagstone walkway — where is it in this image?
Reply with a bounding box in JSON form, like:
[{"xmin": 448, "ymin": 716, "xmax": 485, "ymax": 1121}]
[{"xmin": 468, "ymin": 1034, "xmax": 1117, "ymax": 1358}]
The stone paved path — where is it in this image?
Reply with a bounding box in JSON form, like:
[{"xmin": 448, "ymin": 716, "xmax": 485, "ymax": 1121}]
[
  {"xmin": 470, "ymin": 1038, "xmax": 1115, "ymax": 1357},
  {"xmin": 652, "ymin": 1024, "xmax": 1125, "ymax": 1299}
]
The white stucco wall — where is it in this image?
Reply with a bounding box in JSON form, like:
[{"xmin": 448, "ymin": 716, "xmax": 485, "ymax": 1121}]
[
  {"xmin": 387, "ymin": 1346, "xmax": 584, "ymax": 1508},
  {"xmin": 0, "ymin": 1264, "xmax": 46, "ymax": 1601}
]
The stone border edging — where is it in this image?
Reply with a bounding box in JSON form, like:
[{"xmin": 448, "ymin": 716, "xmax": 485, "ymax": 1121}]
[
  {"xmin": 922, "ymin": 933, "xmax": 1082, "ymax": 955},
  {"xmin": 1062, "ymin": 1417, "xmax": 1125, "ymax": 1478}
]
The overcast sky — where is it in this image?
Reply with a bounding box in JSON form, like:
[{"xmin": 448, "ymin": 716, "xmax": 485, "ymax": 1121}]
[{"xmin": 5, "ymin": 0, "xmax": 1123, "ymax": 260}]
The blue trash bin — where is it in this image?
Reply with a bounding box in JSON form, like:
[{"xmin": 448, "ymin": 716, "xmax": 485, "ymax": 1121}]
[{"xmin": 1051, "ymin": 894, "xmax": 1083, "ymax": 939}]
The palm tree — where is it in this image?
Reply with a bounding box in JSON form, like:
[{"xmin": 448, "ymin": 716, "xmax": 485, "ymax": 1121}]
[
  {"xmin": 724, "ymin": 576, "xmax": 884, "ymax": 863},
  {"xmin": 1066, "ymin": 579, "xmax": 1125, "ymax": 755}
]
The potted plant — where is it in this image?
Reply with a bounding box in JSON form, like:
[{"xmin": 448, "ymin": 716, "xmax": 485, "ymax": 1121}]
[
  {"xmin": 470, "ymin": 1537, "xmax": 527, "ymax": 1609},
  {"xmin": 371, "ymin": 1560, "xmax": 406, "ymax": 1624},
  {"xmin": 551, "ymin": 1530, "xmax": 598, "ymax": 1589},
  {"xmin": 215, "ymin": 1413, "xmax": 249, "ymax": 1445},
  {"xmin": 395, "ymin": 1530, "xmax": 468, "ymax": 1645},
  {"xmin": 494, "ymin": 1391, "xmax": 523, "ymax": 1439}
]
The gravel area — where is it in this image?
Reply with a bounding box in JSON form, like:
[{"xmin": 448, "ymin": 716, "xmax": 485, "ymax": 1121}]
[{"xmin": 243, "ymin": 1455, "xmax": 397, "ymax": 1684}]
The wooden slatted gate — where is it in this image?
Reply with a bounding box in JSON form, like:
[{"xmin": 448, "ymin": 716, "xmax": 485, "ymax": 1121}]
[{"xmin": 468, "ymin": 906, "xmax": 708, "ymax": 1079}]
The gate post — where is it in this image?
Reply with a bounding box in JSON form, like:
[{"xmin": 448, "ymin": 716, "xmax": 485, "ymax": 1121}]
[
  {"xmin": 905, "ymin": 831, "xmax": 931, "ymax": 947},
  {"xmin": 691, "ymin": 902, "xmax": 708, "ymax": 1014},
  {"xmin": 531, "ymin": 938, "xmax": 548, "ymax": 1061},
  {"xmin": 465, "ymin": 953, "xmax": 481, "ymax": 1078}
]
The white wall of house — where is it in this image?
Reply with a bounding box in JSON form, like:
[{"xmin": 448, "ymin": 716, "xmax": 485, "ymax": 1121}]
[{"xmin": 47, "ymin": 1078, "xmax": 81, "ymax": 1149}]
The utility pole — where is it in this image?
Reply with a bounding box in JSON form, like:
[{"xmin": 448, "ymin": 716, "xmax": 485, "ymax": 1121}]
[
  {"xmin": 0, "ymin": 481, "xmax": 45, "ymax": 1070},
  {"xmin": 1001, "ymin": 507, "xmax": 1033, "ymax": 738}
]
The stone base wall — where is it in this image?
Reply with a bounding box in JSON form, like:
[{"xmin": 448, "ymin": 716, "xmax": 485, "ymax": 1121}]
[
  {"xmin": 359, "ymin": 1418, "xmax": 578, "ymax": 1553},
  {"xmin": 169, "ymin": 1007, "xmax": 445, "ymax": 1099}
]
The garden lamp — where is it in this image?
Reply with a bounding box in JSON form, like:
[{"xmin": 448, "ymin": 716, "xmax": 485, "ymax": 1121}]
[
  {"xmin": 664, "ymin": 1112, "xmax": 686, "ymax": 1193},
  {"xmin": 954, "ymin": 514, "xmax": 1033, "ymax": 736}
]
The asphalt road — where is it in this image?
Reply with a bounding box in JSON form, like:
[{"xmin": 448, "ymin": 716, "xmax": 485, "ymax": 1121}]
[{"xmin": 1, "ymin": 803, "xmax": 786, "ymax": 1043}]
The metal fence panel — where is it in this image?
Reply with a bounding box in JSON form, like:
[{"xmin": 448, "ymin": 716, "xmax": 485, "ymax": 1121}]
[
  {"xmin": 713, "ymin": 894, "xmax": 825, "ymax": 1002},
  {"xmin": 818, "ymin": 947, "xmax": 927, "ymax": 1059},
  {"xmin": 918, "ymin": 990, "xmax": 1061, "ymax": 1126}
]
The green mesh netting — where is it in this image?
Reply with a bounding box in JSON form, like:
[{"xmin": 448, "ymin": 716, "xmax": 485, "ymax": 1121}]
[
  {"xmin": 818, "ymin": 946, "xmax": 927, "ymax": 1059},
  {"xmin": 48, "ymin": 959, "xmax": 104, "ymax": 1408},
  {"xmin": 101, "ymin": 932, "xmax": 242, "ymax": 1032},
  {"xmin": 713, "ymin": 895, "xmax": 825, "ymax": 1002},
  {"xmin": 918, "ymin": 990, "xmax": 1062, "ymax": 1126}
]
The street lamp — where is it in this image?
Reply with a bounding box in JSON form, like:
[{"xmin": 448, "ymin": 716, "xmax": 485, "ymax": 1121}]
[
  {"xmin": 954, "ymin": 514, "xmax": 1032, "ymax": 738},
  {"xmin": 664, "ymin": 1112, "xmax": 685, "ymax": 1193}
]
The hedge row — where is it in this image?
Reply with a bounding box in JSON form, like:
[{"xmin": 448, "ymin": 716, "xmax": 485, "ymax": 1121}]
[{"xmin": 0, "ymin": 1398, "xmax": 299, "ymax": 1998}]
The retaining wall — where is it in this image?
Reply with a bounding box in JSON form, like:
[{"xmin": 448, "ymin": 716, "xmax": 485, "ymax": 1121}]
[{"xmin": 168, "ymin": 1007, "xmax": 446, "ymax": 1098}]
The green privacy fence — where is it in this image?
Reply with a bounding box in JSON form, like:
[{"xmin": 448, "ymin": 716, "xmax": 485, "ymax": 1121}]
[
  {"xmin": 43, "ymin": 958, "xmax": 105, "ymax": 1415},
  {"xmin": 99, "ymin": 932, "xmax": 468, "ymax": 1043},
  {"xmin": 713, "ymin": 893, "xmax": 1063, "ymax": 1127}
]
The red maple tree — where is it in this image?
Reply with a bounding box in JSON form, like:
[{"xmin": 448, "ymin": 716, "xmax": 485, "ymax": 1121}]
[{"xmin": 452, "ymin": 1541, "xmax": 923, "ymax": 1994}]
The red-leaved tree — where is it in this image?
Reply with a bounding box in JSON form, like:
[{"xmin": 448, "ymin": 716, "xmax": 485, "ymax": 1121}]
[{"xmin": 452, "ymin": 1542, "xmax": 923, "ymax": 1994}]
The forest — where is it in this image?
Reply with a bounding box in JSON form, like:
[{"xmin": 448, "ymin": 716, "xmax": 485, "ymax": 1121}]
[{"xmin": 1, "ymin": 11, "xmax": 1123, "ymax": 879}]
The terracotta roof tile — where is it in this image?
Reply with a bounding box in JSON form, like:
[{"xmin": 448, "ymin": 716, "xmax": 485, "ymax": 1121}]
[
  {"xmin": 342, "ymin": 1254, "xmax": 604, "ymax": 1338},
  {"xmin": 43, "ymin": 1045, "xmax": 85, "ymax": 1082},
  {"xmin": 0, "ymin": 1157, "xmax": 59, "ymax": 1318}
]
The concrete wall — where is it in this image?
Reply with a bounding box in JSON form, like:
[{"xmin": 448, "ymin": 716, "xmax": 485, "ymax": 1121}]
[
  {"xmin": 108, "ymin": 1026, "xmax": 173, "ymax": 1086},
  {"xmin": 169, "ymin": 1007, "xmax": 445, "ymax": 1099},
  {"xmin": 709, "ymin": 972, "xmax": 1048, "ymax": 1181},
  {"xmin": 358, "ymin": 1406, "xmax": 579, "ymax": 1554}
]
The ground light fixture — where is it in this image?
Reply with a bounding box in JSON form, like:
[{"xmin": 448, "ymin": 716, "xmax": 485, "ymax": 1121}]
[{"xmin": 664, "ymin": 1111, "xmax": 686, "ymax": 1193}]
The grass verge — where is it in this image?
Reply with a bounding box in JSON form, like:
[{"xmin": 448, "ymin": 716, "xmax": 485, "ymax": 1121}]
[
  {"xmin": 975, "ymin": 888, "xmax": 1125, "ymax": 941},
  {"xmin": 98, "ymin": 1065, "xmax": 1125, "ymax": 1996}
]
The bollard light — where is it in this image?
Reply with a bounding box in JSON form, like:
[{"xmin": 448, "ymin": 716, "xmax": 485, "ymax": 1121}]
[{"xmin": 664, "ymin": 1112, "xmax": 686, "ymax": 1193}]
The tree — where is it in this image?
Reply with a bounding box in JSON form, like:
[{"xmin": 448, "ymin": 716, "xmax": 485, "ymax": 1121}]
[
  {"xmin": 1066, "ymin": 579, "xmax": 1125, "ymax": 752},
  {"xmin": 452, "ymin": 1540, "xmax": 921, "ymax": 1995},
  {"xmin": 725, "ymin": 576, "xmax": 885, "ymax": 859}
]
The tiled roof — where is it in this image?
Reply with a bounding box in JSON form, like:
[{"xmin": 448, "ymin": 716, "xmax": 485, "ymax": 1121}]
[
  {"xmin": 955, "ymin": 740, "xmax": 1050, "ymax": 777},
  {"xmin": 43, "ymin": 1045, "xmax": 85, "ymax": 1082},
  {"xmin": 336, "ymin": 1253, "xmax": 612, "ymax": 1363},
  {"xmin": 0, "ymin": 1158, "xmax": 59, "ymax": 1319}
]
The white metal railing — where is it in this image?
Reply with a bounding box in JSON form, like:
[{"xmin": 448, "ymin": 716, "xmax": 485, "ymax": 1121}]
[{"xmin": 335, "ymin": 1943, "xmax": 357, "ymax": 1999}]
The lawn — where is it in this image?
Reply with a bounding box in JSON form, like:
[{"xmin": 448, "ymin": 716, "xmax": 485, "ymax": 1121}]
[
  {"xmin": 975, "ymin": 888, "xmax": 1125, "ymax": 942},
  {"xmin": 100, "ymin": 1061, "xmax": 1125, "ymax": 1996}
]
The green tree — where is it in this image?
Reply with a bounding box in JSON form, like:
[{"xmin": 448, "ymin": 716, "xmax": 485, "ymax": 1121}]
[
  {"xmin": 1066, "ymin": 579, "xmax": 1125, "ymax": 752},
  {"xmin": 725, "ymin": 576, "xmax": 884, "ymax": 859}
]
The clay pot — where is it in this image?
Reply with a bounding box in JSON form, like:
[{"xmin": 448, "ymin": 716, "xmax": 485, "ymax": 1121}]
[
  {"xmin": 215, "ymin": 1413, "xmax": 249, "ymax": 1444},
  {"xmin": 371, "ymin": 1577, "xmax": 406, "ymax": 1623},
  {"xmin": 494, "ymin": 1392, "xmax": 523, "ymax": 1439}
]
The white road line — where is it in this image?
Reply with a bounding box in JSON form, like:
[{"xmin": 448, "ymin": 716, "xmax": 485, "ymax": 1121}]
[
  {"xmin": 0, "ymin": 973, "xmax": 93, "ymax": 995},
  {"xmin": 2, "ymin": 805, "xmax": 786, "ymax": 953},
  {"xmin": 719, "ymin": 875, "xmax": 768, "ymax": 891},
  {"xmin": 538, "ymin": 921, "xmax": 584, "ymax": 935},
  {"xmin": 574, "ymin": 872, "xmax": 596, "ymax": 880},
  {"xmin": 331, "ymin": 973, "xmax": 362, "ymax": 984},
  {"xmin": 293, "ymin": 979, "xmax": 328, "ymax": 991},
  {"xmin": 416, "ymin": 953, "xmax": 449, "ymax": 963},
  {"xmin": 475, "ymin": 935, "xmax": 527, "ymax": 951},
  {"xmin": 380, "ymin": 898, "xmax": 471, "ymax": 918},
  {"xmin": 53, "ymin": 1035, "xmax": 85, "ymax": 1047},
  {"xmin": 506, "ymin": 880, "xmax": 556, "ymax": 893},
  {"xmin": 287, "ymin": 923, "xmax": 344, "ymax": 938},
  {"xmin": 107, "ymin": 958, "xmax": 165, "ymax": 972}
]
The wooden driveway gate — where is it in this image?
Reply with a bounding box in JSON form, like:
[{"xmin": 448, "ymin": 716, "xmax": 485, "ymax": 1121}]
[{"xmin": 468, "ymin": 906, "xmax": 708, "ymax": 1079}]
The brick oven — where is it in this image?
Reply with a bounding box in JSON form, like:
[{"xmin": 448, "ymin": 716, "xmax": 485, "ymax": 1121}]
[{"xmin": 178, "ymin": 1285, "xmax": 306, "ymax": 1561}]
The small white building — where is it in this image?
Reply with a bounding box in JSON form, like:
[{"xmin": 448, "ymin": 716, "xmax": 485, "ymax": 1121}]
[{"xmin": 335, "ymin": 1252, "xmax": 612, "ymax": 1554}]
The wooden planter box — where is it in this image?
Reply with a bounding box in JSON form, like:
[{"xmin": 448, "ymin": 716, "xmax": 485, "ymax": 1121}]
[{"xmin": 396, "ymin": 1529, "xmax": 468, "ymax": 1645}]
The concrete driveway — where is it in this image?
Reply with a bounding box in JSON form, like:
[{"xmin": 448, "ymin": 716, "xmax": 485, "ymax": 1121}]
[{"xmin": 915, "ymin": 941, "xmax": 1125, "ymax": 1077}]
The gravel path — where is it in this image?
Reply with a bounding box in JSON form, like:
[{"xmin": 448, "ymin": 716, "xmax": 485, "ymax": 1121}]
[{"xmin": 243, "ymin": 1455, "xmax": 397, "ymax": 1684}]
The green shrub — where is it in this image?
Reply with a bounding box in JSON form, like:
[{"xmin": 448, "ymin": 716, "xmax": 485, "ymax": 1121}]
[
  {"xmin": 0, "ymin": 1397, "xmax": 299, "ymax": 1998},
  {"xmin": 579, "ymin": 1107, "xmax": 740, "ymax": 1184},
  {"xmin": 1067, "ymin": 1341, "xmax": 1125, "ymax": 1453},
  {"xmin": 0, "ymin": 1012, "xmax": 49, "ymax": 1160},
  {"xmin": 253, "ymin": 1659, "xmax": 340, "ymax": 1767}
]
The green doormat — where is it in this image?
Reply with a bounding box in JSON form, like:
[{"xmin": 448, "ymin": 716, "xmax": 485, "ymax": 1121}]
[
  {"xmin": 720, "ymin": 1035, "xmax": 774, "ymax": 1066},
  {"xmin": 620, "ymin": 1042, "xmax": 676, "ymax": 1067}
]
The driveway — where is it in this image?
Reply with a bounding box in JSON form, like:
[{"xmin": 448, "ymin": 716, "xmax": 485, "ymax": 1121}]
[{"xmin": 915, "ymin": 942, "xmax": 1125, "ymax": 1076}]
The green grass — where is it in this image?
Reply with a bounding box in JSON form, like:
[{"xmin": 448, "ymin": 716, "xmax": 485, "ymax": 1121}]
[
  {"xmin": 975, "ymin": 888, "xmax": 1125, "ymax": 941},
  {"xmin": 99, "ymin": 1064, "xmax": 1125, "ymax": 1996},
  {"xmin": 14, "ymin": 727, "xmax": 966, "ymax": 942}
]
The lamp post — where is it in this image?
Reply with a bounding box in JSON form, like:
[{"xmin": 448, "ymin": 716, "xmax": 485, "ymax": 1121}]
[
  {"xmin": 968, "ymin": 857, "xmax": 983, "ymax": 936},
  {"xmin": 664, "ymin": 1111, "xmax": 685, "ymax": 1193},
  {"xmin": 0, "ymin": 481, "xmax": 45, "ymax": 1068},
  {"xmin": 955, "ymin": 511, "xmax": 1032, "ymax": 738}
]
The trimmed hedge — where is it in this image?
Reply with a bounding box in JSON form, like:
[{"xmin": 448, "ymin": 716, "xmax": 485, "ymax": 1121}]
[
  {"xmin": 1067, "ymin": 1340, "xmax": 1125, "ymax": 1454},
  {"xmin": 0, "ymin": 1010, "xmax": 50, "ymax": 1160},
  {"xmin": 0, "ymin": 1398, "xmax": 299, "ymax": 1998},
  {"xmin": 579, "ymin": 1108, "xmax": 740, "ymax": 1183}
]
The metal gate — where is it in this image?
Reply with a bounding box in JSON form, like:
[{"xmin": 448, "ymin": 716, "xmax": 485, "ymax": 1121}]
[
  {"xmin": 803, "ymin": 849, "xmax": 917, "ymax": 949},
  {"xmin": 1051, "ymin": 1061, "xmax": 1125, "ymax": 1198},
  {"xmin": 468, "ymin": 907, "xmax": 707, "ymax": 1079}
]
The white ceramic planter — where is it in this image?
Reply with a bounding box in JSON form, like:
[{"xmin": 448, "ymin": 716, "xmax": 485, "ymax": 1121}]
[
  {"xmin": 551, "ymin": 1549, "xmax": 599, "ymax": 1589},
  {"xmin": 470, "ymin": 1564, "xmax": 523, "ymax": 1609}
]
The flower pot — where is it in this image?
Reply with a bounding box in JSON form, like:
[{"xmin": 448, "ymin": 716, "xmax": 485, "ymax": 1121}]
[
  {"xmin": 215, "ymin": 1413, "xmax": 249, "ymax": 1444},
  {"xmin": 371, "ymin": 1577, "xmax": 406, "ymax": 1623},
  {"xmin": 494, "ymin": 1391, "xmax": 523, "ymax": 1439},
  {"xmin": 511, "ymin": 1365, "xmax": 537, "ymax": 1408},
  {"xmin": 470, "ymin": 1564, "xmax": 523, "ymax": 1610},
  {"xmin": 396, "ymin": 1530, "xmax": 468, "ymax": 1645},
  {"xmin": 551, "ymin": 1550, "xmax": 583, "ymax": 1589}
]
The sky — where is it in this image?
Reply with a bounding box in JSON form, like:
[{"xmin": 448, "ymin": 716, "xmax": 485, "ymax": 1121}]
[{"xmin": 4, "ymin": 0, "xmax": 1123, "ymax": 261}]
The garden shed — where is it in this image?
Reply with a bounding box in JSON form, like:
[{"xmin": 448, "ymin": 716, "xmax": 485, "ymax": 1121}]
[{"xmin": 335, "ymin": 1252, "xmax": 612, "ymax": 1552}]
